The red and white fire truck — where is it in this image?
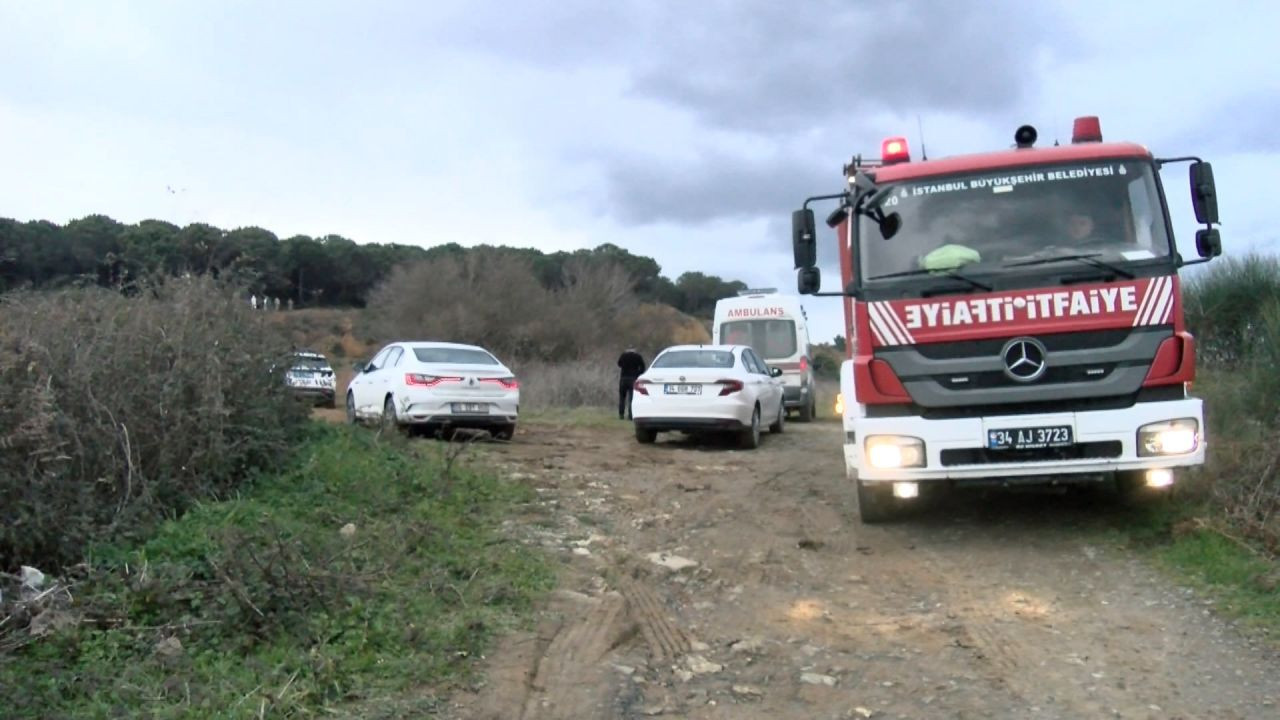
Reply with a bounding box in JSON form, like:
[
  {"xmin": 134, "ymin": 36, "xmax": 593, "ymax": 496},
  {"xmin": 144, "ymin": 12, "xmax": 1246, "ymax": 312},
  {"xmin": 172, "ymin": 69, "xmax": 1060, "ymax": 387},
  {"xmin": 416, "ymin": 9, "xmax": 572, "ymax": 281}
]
[{"xmin": 791, "ymin": 117, "xmax": 1223, "ymax": 522}]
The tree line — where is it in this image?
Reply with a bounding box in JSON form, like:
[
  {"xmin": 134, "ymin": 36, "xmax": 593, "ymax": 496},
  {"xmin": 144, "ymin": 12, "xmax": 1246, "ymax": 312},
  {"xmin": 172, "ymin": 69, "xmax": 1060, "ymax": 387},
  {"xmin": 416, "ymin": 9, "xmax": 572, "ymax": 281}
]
[{"xmin": 0, "ymin": 215, "xmax": 747, "ymax": 317}]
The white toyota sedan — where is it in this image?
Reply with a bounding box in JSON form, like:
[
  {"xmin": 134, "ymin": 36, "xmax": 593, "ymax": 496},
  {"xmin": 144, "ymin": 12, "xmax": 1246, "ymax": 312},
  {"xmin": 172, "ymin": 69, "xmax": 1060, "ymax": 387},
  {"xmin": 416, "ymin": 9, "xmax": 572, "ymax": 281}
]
[
  {"xmin": 346, "ymin": 341, "xmax": 519, "ymax": 439},
  {"xmin": 631, "ymin": 344, "xmax": 785, "ymax": 448}
]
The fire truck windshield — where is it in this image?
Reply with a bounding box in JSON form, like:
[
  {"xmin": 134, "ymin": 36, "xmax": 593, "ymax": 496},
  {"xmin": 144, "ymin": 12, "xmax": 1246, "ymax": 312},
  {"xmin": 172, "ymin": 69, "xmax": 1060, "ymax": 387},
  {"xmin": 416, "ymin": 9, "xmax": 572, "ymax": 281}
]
[{"xmin": 858, "ymin": 159, "xmax": 1173, "ymax": 285}]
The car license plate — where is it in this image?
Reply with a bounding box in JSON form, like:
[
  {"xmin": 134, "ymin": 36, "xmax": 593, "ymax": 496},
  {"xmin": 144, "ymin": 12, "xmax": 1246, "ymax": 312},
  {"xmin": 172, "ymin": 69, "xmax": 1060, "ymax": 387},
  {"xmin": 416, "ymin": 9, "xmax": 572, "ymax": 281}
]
[
  {"xmin": 987, "ymin": 426, "xmax": 1073, "ymax": 450},
  {"xmin": 664, "ymin": 384, "xmax": 701, "ymax": 395},
  {"xmin": 452, "ymin": 403, "xmax": 488, "ymax": 414}
]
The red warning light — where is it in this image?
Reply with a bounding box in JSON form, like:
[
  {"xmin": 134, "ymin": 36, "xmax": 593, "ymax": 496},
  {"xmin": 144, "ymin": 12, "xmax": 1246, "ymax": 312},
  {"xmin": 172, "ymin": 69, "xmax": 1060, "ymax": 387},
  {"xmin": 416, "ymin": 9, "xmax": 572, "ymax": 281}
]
[
  {"xmin": 881, "ymin": 137, "xmax": 910, "ymax": 164},
  {"xmin": 1071, "ymin": 116, "xmax": 1102, "ymax": 143}
]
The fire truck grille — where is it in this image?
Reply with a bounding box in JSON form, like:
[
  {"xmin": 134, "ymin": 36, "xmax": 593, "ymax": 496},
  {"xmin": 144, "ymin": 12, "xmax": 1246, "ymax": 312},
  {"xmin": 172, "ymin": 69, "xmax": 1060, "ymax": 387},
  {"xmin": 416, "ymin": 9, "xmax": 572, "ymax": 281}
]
[
  {"xmin": 940, "ymin": 441, "xmax": 1123, "ymax": 467},
  {"xmin": 877, "ymin": 326, "xmax": 1172, "ymax": 409},
  {"xmin": 914, "ymin": 328, "xmax": 1134, "ymax": 359}
]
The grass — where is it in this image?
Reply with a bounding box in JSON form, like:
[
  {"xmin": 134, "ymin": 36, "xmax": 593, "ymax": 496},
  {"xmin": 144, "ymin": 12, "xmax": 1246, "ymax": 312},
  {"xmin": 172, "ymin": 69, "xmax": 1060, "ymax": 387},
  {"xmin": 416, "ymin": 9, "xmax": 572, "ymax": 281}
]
[
  {"xmin": 522, "ymin": 405, "xmax": 621, "ymax": 428},
  {"xmin": 1104, "ymin": 495, "xmax": 1280, "ymax": 639},
  {"xmin": 0, "ymin": 424, "xmax": 553, "ymax": 719}
]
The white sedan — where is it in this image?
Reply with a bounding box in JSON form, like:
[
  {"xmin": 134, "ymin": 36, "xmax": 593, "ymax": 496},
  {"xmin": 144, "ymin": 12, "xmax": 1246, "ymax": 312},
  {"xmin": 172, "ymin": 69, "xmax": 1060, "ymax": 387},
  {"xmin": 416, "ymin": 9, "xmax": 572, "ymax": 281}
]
[
  {"xmin": 346, "ymin": 341, "xmax": 519, "ymax": 439},
  {"xmin": 631, "ymin": 344, "xmax": 785, "ymax": 448}
]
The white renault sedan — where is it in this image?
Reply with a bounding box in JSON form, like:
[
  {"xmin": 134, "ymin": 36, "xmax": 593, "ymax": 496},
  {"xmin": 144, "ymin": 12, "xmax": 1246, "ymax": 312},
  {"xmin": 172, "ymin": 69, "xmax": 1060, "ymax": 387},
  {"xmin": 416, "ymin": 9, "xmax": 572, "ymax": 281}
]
[
  {"xmin": 631, "ymin": 345, "xmax": 785, "ymax": 449},
  {"xmin": 346, "ymin": 341, "xmax": 519, "ymax": 439}
]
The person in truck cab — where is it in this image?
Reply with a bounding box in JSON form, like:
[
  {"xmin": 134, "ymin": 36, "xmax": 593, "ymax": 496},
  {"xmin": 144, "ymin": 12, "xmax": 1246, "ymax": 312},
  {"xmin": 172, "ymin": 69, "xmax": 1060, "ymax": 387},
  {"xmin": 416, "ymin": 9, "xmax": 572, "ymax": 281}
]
[{"xmin": 1065, "ymin": 211, "xmax": 1097, "ymax": 243}]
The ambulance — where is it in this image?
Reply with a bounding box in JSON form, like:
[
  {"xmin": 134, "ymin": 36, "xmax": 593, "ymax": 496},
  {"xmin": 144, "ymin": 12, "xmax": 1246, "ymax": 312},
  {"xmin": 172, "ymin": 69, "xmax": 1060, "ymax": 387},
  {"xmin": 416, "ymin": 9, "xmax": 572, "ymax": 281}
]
[{"xmin": 712, "ymin": 289, "xmax": 817, "ymax": 421}]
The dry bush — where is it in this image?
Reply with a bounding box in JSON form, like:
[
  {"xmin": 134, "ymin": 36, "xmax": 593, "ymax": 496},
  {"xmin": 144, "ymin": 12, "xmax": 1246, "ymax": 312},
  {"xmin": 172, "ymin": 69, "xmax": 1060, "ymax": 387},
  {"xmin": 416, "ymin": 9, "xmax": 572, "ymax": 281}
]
[
  {"xmin": 1182, "ymin": 255, "xmax": 1280, "ymax": 550},
  {"xmin": 366, "ymin": 253, "xmax": 708, "ymax": 364},
  {"xmin": 0, "ymin": 277, "xmax": 309, "ymax": 570},
  {"xmin": 513, "ymin": 359, "xmax": 617, "ymax": 410}
]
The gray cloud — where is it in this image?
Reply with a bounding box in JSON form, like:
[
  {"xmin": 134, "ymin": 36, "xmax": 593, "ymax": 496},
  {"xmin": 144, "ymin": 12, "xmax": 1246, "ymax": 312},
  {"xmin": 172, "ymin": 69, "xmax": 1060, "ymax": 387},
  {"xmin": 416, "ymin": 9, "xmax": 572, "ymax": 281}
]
[
  {"xmin": 601, "ymin": 147, "xmax": 832, "ymax": 226},
  {"xmin": 582, "ymin": 1, "xmax": 1078, "ymax": 225},
  {"xmin": 1164, "ymin": 90, "xmax": 1280, "ymax": 155},
  {"xmin": 626, "ymin": 1, "xmax": 1076, "ymax": 134}
]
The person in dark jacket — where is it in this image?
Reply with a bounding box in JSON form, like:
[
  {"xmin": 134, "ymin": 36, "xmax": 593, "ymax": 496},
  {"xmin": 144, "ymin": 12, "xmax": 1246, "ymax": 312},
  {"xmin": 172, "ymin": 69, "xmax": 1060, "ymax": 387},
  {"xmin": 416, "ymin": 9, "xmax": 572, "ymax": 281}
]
[{"xmin": 617, "ymin": 348, "xmax": 647, "ymax": 419}]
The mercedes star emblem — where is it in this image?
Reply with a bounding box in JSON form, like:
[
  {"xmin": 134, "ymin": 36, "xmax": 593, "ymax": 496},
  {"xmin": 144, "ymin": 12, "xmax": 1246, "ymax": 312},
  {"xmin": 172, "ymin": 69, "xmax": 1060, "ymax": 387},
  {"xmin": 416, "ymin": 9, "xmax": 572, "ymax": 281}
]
[{"xmin": 1001, "ymin": 337, "xmax": 1048, "ymax": 382}]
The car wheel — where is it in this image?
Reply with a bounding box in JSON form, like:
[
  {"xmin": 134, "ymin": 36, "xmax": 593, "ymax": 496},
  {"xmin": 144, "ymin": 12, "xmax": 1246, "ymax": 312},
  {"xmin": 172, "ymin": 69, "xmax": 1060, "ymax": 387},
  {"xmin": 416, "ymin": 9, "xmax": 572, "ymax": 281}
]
[
  {"xmin": 738, "ymin": 406, "xmax": 761, "ymax": 449},
  {"xmin": 326, "ymin": 395, "xmax": 338, "ymax": 409},
  {"xmin": 856, "ymin": 479, "xmax": 898, "ymax": 523},
  {"xmin": 345, "ymin": 392, "xmax": 357, "ymax": 425},
  {"xmin": 797, "ymin": 396, "xmax": 813, "ymax": 423},
  {"xmin": 381, "ymin": 396, "xmax": 404, "ymax": 435},
  {"xmin": 493, "ymin": 423, "xmax": 516, "ymax": 441},
  {"xmin": 769, "ymin": 402, "xmax": 785, "ymax": 433},
  {"xmin": 635, "ymin": 425, "xmax": 657, "ymax": 444}
]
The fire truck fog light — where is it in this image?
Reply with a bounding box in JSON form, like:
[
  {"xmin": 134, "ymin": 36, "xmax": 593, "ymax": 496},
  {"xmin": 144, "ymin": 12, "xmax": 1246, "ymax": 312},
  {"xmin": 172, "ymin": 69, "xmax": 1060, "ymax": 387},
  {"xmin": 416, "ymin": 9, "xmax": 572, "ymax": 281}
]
[
  {"xmin": 865, "ymin": 436, "xmax": 925, "ymax": 469},
  {"xmin": 893, "ymin": 482, "xmax": 919, "ymax": 500},
  {"xmin": 1145, "ymin": 469, "xmax": 1174, "ymax": 488},
  {"xmin": 1138, "ymin": 418, "xmax": 1199, "ymax": 456}
]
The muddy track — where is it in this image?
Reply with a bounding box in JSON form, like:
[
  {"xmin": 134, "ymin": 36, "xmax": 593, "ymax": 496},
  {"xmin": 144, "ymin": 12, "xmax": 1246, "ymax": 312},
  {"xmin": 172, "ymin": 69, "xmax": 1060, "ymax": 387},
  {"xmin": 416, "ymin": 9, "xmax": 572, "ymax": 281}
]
[{"xmin": 449, "ymin": 418, "xmax": 1280, "ymax": 719}]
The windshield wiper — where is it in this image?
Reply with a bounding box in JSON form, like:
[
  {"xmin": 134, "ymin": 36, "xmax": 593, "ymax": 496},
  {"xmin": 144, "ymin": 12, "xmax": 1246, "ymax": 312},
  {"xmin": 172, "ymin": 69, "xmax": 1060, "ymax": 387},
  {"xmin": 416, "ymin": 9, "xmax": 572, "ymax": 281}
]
[
  {"xmin": 1003, "ymin": 253, "xmax": 1134, "ymax": 279},
  {"xmin": 868, "ymin": 267, "xmax": 992, "ymax": 292}
]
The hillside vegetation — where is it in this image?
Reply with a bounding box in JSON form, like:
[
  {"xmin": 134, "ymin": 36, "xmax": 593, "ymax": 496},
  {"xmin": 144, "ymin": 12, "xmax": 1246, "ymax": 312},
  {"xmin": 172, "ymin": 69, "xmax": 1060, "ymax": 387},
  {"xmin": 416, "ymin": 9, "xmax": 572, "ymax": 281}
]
[
  {"xmin": 0, "ymin": 214, "xmax": 747, "ymax": 319},
  {"xmin": 1182, "ymin": 254, "xmax": 1280, "ymax": 552}
]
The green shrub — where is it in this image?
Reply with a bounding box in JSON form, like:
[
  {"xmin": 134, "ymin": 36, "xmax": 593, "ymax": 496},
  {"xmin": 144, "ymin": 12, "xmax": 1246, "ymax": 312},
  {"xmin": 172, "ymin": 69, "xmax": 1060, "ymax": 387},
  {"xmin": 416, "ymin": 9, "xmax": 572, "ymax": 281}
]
[
  {"xmin": 0, "ymin": 277, "xmax": 309, "ymax": 570},
  {"xmin": 1184, "ymin": 254, "xmax": 1280, "ymax": 550},
  {"xmin": 0, "ymin": 425, "xmax": 551, "ymax": 718}
]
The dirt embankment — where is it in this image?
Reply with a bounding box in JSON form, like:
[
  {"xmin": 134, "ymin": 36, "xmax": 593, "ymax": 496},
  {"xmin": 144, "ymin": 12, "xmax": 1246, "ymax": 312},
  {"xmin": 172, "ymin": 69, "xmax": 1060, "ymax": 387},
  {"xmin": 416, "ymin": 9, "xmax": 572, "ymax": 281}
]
[{"xmin": 444, "ymin": 418, "xmax": 1280, "ymax": 720}]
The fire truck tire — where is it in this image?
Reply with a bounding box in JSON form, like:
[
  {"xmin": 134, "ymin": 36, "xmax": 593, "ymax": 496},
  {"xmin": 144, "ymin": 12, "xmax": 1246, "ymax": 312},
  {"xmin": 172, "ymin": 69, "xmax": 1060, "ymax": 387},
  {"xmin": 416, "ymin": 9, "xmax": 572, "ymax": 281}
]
[{"xmin": 856, "ymin": 479, "xmax": 898, "ymax": 524}]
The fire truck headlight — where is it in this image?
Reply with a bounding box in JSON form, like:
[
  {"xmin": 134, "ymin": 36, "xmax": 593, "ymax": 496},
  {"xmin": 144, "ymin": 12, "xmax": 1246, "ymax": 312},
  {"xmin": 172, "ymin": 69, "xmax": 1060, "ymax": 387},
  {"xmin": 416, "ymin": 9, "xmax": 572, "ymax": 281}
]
[
  {"xmin": 1138, "ymin": 418, "xmax": 1199, "ymax": 456},
  {"xmin": 865, "ymin": 435, "xmax": 925, "ymax": 469}
]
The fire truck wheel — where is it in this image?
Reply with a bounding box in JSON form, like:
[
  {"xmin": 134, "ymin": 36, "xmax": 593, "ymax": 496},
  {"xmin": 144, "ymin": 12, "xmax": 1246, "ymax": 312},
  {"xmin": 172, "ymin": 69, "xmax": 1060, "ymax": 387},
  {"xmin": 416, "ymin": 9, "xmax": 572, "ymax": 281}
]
[{"xmin": 856, "ymin": 479, "xmax": 898, "ymax": 524}]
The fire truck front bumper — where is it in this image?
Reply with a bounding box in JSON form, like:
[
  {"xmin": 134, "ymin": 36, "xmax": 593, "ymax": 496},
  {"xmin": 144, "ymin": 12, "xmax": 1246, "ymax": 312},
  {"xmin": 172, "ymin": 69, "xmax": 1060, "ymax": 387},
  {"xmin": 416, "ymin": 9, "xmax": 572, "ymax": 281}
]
[{"xmin": 845, "ymin": 397, "xmax": 1205, "ymax": 484}]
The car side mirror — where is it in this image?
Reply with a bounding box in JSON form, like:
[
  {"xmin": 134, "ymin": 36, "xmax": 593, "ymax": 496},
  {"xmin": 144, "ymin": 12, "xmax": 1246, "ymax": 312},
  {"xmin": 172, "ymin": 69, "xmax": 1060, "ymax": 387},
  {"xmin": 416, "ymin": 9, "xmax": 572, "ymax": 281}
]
[
  {"xmin": 769, "ymin": 366, "xmax": 783, "ymax": 378},
  {"xmin": 1190, "ymin": 161, "xmax": 1218, "ymax": 225},
  {"xmin": 1196, "ymin": 227, "xmax": 1222, "ymax": 259},
  {"xmin": 797, "ymin": 267, "xmax": 821, "ymax": 294},
  {"xmin": 792, "ymin": 209, "xmax": 817, "ymax": 268}
]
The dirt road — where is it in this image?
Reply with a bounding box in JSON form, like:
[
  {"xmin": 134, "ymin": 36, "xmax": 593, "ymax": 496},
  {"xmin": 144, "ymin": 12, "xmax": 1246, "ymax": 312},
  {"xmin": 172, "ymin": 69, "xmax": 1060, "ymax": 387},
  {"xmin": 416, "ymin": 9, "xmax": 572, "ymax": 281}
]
[{"xmin": 434, "ymin": 416, "xmax": 1280, "ymax": 719}]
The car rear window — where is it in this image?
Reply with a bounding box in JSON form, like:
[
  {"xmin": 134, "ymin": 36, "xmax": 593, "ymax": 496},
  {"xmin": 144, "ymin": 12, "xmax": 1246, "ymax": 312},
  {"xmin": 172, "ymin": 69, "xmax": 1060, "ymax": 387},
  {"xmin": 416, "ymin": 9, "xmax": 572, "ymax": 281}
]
[
  {"xmin": 291, "ymin": 356, "xmax": 331, "ymax": 371},
  {"xmin": 719, "ymin": 319, "xmax": 797, "ymax": 359},
  {"xmin": 412, "ymin": 347, "xmax": 500, "ymax": 365},
  {"xmin": 651, "ymin": 350, "xmax": 736, "ymax": 369}
]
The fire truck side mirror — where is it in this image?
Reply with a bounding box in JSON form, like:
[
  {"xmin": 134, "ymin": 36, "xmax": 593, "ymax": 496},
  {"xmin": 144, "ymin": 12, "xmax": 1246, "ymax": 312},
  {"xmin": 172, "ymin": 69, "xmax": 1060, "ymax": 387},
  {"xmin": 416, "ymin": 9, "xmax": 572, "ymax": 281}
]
[
  {"xmin": 1195, "ymin": 227, "xmax": 1222, "ymax": 259},
  {"xmin": 797, "ymin": 267, "xmax": 821, "ymax": 294},
  {"xmin": 792, "ymin": 209, "xmax": 817, "ymax": 268},
  {"xmin": 1190, "ymin": 161, "xmax": 1219, "ymax": 225}
]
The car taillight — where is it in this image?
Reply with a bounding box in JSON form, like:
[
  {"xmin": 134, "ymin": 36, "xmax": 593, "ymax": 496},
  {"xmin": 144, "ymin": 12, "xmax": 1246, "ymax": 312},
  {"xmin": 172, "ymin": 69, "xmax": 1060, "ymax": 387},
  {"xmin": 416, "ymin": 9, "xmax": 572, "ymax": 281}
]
[
  {"xmin": 405, "ymin": 373, "xmax": 461, "ymax": 387},
  {"xmin": 799, "ymin": 356, "xmax": 809, "ymax": 372},
  {"xmin": 480, "ymin": 376, "xmax": 520, "ymax": 389},
  {"xmin": 716, "ymin": 379, "xmax": 744, "ymax": 396},
  {"xmin": 634, "ymin": 379, "xmax": 651, "ymax": 395}
]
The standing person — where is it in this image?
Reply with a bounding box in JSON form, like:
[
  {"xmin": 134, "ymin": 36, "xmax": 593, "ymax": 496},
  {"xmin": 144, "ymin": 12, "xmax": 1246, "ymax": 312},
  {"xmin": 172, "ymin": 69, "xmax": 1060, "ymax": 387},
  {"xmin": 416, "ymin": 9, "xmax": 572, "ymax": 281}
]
[{"xmin": 617, "ymin": 347, "xmax": 646, "ymax": 420}]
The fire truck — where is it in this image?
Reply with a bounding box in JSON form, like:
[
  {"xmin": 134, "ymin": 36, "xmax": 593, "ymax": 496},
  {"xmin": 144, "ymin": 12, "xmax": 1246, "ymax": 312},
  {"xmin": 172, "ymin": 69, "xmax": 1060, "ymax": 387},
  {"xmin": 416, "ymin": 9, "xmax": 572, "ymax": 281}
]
[{"xmin": 790, "ymin": 117, "xmax": 1222, "ymax": 522}]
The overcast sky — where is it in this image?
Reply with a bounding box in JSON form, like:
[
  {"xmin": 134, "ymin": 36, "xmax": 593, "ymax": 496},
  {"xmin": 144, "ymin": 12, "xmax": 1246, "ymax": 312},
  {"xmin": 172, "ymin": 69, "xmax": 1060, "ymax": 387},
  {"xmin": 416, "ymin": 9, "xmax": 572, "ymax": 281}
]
[{"xmin": 3, "ymin": 0, "xmax": 1276, "ymax": 341}]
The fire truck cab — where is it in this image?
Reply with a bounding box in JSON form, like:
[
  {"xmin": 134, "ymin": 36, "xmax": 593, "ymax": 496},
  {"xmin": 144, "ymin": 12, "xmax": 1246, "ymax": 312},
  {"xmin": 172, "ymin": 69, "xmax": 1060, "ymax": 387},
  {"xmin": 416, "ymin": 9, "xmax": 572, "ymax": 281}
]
[{"xmin": 791, "ymin": 117, "xmax": 1223, "ymax": 522}]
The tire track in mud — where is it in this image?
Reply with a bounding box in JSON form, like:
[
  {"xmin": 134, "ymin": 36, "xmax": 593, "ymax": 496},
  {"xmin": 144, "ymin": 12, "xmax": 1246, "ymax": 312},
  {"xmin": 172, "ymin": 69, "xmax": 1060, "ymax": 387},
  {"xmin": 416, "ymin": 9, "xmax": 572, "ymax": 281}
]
[
  {"xmin": 617, "ymin": 577, "xmax": 691, "ymax": 662},
  {"xmin": 455, "ymin": 419, "xmax": 1280, "ymax": 720},
  {"xmin": 520, "ymin": 591, "xmax": 630, "ymax": 720}
]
